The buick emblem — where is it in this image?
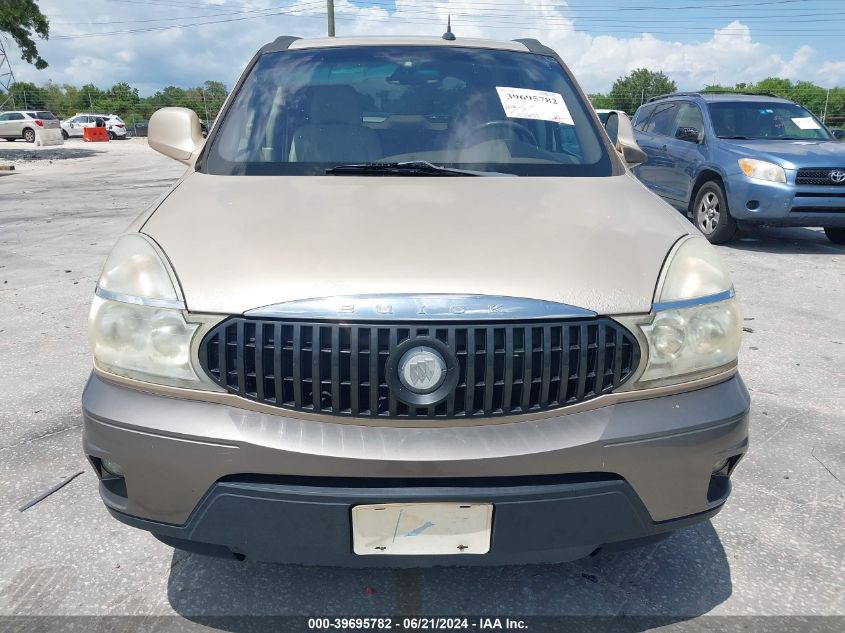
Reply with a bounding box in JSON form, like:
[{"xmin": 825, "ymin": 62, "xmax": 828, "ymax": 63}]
[
  {"xmin": 398, "ymin": 347, "xmax": 446, "ymax": 394},
  {"xmin": 830, "ymin": 170, "xmax": 845, "ymax": 184}
]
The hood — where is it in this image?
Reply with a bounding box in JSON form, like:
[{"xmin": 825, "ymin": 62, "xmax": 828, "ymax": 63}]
[
  {"xmin": 142, "ymin": 172, "xmax": 691, "ymax": 315},
  {"xmin": 719, "ymin": 138, "xmax": 845, "ymax": 169}
]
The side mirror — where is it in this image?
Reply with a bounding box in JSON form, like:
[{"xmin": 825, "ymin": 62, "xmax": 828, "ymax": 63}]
[
  {"xmin": 675, "ymin": 126, "xmax": 701, "ymax": 143},
  {"xmin": 832, "ymin": 129, "xmax": 845, "ymax": 141},
  {"xmin": 603, "ymin": 111, "xmax": 620, "ymax": 146},
  {"xmin": 606, "ymin": 111, "xmax": 647, "ymax": 166},
  {"xmin": 148, "ymin": 107, "xmax": 205, "ymax": 163}
]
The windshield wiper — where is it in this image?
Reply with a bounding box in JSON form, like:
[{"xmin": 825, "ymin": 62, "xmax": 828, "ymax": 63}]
[
  {"xmin": 325, "ymin": 161, "xmax": 498, "ymax": 176},
  {"xmin": 718, "ymin": 135, "xmax": 754, "ymax": 140}
]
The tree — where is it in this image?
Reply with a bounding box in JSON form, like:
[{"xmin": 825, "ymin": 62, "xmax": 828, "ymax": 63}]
[
  {"xmin": 9, "ymin": 81, "xmax": 46, "ymax": 109},
  {"xmin": 0, "ymin": 0, "xmax": 49, "ymax": 69},
  {"xmin": 608, "ymin": 68, "xmax": 677, "ymax": 115}
]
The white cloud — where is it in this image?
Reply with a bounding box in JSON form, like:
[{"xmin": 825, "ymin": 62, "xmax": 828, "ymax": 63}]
[
  {"xmin": 9, "ymin": 1, "xmax": 845, "ymax": 94},
  {"xmin": 817, "ymin": 61, "xmax": 845, "ymax": 86}
]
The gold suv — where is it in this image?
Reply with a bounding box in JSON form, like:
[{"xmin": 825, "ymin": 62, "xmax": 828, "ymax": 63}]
[{"xmin": 82, "ymin": 36, "xmax": 749, "ymax": 566}]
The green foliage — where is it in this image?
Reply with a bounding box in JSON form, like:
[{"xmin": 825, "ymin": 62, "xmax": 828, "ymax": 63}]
[
  {"xmin": 607, "ymin": 69, "xmax": 677, "ymax": 115},
  {"xmin": 7, "ymin": 80, "xmax": 229, "ymax": 123},
  {"xmin": 0, "ymin": 0, "xmax": 49, "ymax": 69},
  {"xmin": 591, "ymin": 75, "xmax": 845, "ymax": 126}
]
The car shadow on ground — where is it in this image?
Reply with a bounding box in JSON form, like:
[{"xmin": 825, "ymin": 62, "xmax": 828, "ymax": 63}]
[
  {"xmin": 725, "ymin": 227, "xmax": 845, "ymax": 254},
  {"xmin": 0, "ymin": 148, "xmax": 100, "ymax": 161},
  {"xmin": 165, "ymin": 520, "xmax": 731, "ymax": 632}
]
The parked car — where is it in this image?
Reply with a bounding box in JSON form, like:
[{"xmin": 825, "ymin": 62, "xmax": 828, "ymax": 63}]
[
  {"xmin": 126, "ymin": 119, "xmax": 149, "ymax": 137},
  {"xmin": 61, "ymin": 113, "xmax": 127, "ymax": 139},
  {"xmin": 0, "ymin": 110, "xmax": 61, "ymax": 142},
  {"xmin": 832, "ymin": 128, "xmax": 845, "ymax": 141},
  {"xmin": 82, "ymin": 35, "xmax": 748, "ymax": 567},
  {"xmin": 631, "ymin": 92, "xmax": 845, "ymax": 244}
]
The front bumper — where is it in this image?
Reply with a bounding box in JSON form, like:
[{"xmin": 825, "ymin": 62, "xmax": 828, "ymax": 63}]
[
  {"xmin": 725, "ymin": 175, "xmax": 845, "ymax": 227},
  {"xmin": 82, "ymin": 373, "xmax": 750, "ymax": 565}
]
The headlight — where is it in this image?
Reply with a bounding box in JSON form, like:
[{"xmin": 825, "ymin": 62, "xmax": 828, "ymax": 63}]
[
  {"xmin": 639, "ymin": 299, "xmax": 742, "ymax": 382},
  {"xmin": 89, "ymin": 234, "xmax": 203, "ymax": 387},
  {"xmin": 635, "ymin": 235, "xmax": 742, "ymax": 385},
  {"xmin": 738, "ymin": 158, "xmax": 786, "ymax": 183}
]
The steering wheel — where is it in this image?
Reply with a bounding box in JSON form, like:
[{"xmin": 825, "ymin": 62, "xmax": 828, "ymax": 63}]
[{"xmin": 464, "ymin": 120, "xmax": 538, "ymax": 146}]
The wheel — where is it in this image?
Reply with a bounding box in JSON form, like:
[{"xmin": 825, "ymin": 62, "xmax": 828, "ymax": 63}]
[
  {"xmin": 23, "ymin": 128, "xmax": 36, "ymax": 143},
  {"xmin": 824, "ymin": 227, "xmax": 845, "ymax": 244},
  {"xmin": 108, "ymin": 131, "xmax": 116, "ymax": 140},
  {"xmin": 692, "ymin": 180, "xmax": 737, "ymax": 244},
  {"xmin": 61, "ymin": 129, "xmax": 69, "ymax": 140}
]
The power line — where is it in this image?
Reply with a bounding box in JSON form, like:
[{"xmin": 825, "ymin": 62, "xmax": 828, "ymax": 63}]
[{"xmin": 51, "ymin": 1, "xmax": 326, "ymax": 39}]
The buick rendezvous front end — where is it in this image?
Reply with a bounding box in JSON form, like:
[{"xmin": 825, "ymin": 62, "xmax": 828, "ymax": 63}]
[{"xmin": 82, "ymin": 35, "xmax": 749, "ymax": 566}]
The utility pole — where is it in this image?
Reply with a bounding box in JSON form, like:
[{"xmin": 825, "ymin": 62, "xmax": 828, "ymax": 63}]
[
  {"xmin": 201, "ymin": 88, "xmax": 210, "ymax": 124},
  {"xmin": 88, "ymin": 89, "xmax": 94, "ymax": 110},
  {"xmin": 327, "ymin": 0, "xmax": 335, "ymax": 37},
  {"xmin": 822, "ymin": 88, "xmax": 830, "ymax": 124}
]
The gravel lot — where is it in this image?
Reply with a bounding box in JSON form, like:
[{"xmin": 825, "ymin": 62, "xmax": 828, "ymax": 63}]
[{"xmin": 1, "ymin": 139, "xmax": 843, "ymax": 631}]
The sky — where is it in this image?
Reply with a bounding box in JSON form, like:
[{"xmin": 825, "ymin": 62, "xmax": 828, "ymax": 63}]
[{"xmin": 6, "ymin": 0, "xmax": 845, "ymax": 96}]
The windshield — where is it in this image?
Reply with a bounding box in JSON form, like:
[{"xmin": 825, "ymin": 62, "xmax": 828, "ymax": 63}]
[
  {"xmin": 205, "ymin": 46, "xmax": 613, "ymax": 176},
  {"xmin": 709, "ymin": 101, "xmax": 832, "ymax": 141}
]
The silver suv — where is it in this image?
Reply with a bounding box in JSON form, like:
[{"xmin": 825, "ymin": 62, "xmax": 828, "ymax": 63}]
[
  {"xmin": 0, "ymin": 110, "xmax": 60, "ymax": 142},
  {"xmin": 82, "ymin": 36, "xmax": 749, "ymax": 566}
]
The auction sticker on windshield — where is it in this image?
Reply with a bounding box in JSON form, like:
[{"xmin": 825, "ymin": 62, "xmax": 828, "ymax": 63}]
[
  {"xmin": 792, "ymin": 117, "xmax": 821, "ymax": 130},
  {"xmin": 496, "ymin": 87, "xmax": 574, "ymax": 124}
]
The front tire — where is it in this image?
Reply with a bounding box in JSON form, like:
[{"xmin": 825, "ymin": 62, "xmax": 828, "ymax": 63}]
[
  {"xmin": 61, "ymin": 129, "xmax": 69, "ymax": 140},
  {"xmin": 23, "ymin": 128, "xmax": 36, "ymax": 143},
  {"xmin": 693, "ymin": 181, "xmax": 737, "ymax": 244},
  {"xmin": 108, "ymin": 131, "xmax": 116, "ymax": 140},
  {"xmin": 824, "ymin": 227, "xmax": 845, "ymax": 244}
]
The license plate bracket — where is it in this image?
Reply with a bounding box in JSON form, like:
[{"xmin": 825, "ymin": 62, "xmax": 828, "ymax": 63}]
[{"xmin": 352, "ymin": 502, "xmax": 493, "ymax": 556}]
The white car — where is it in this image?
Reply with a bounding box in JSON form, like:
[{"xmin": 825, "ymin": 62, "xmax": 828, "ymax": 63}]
[{"xmin": 61, "ymin": 113, "xmax": 127, "ymax": 140}]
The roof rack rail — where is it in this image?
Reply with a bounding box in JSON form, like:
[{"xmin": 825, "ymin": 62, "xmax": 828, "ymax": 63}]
[
  {"xmin": 699, "ymin": 90, "xmax": 783, "ymax": 98},
  {"xmin": 646, "ymin": 92, "xmax": 700, "ymax": 103},
  {"xmin": 646, "ymin": 90, "xmax": 784, "ymax": 103}
]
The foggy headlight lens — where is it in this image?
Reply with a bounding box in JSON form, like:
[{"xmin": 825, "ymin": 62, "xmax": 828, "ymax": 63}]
[
  {"xmin": 90, "ymin": 296, "xmax": 199, "ymax": 385},
  {"xmin": 640, "ymin": 298, "xmax": 741, "ymax": 382},
  {"xmin": 89, "ymin": 233, "xmax": 203, "ymax": 388}
]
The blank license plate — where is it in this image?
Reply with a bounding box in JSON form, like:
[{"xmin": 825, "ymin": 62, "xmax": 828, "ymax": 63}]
[{"xmin": 352, "ymin": 502, "xmax": 493, "ymax": 556}]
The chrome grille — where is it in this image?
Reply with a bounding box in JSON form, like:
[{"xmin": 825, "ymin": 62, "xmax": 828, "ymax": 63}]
[{"xmin": 200, "ymin": 318, "xmax": 640, "ymax": 420}]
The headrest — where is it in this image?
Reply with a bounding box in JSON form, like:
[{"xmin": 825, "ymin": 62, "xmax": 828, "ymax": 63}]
[{"xmin": 309, "ymin": 85, "xmax": 363, "ymax": 125}]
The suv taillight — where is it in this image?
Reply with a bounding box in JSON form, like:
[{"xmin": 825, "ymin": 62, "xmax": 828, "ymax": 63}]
[
  {"xmin": 34, "ymin": 119, "xmax": 44, "ymax": 127},
  {"xmin": 115, "ymin": 123, "xmax": 125, "ymax": 128}
]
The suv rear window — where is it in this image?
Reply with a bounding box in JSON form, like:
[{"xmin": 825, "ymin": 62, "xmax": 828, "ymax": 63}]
[
  {"xmin": 643, "ymin": 103, "xmax": 679, "ymax": 136},
  {"xmin": 205, "ymin": 46, "xmax": 614, "ymax": 177},
  {"xmin": 632, "ymin": 104, "xmax": 654, "ymax": 131}
]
